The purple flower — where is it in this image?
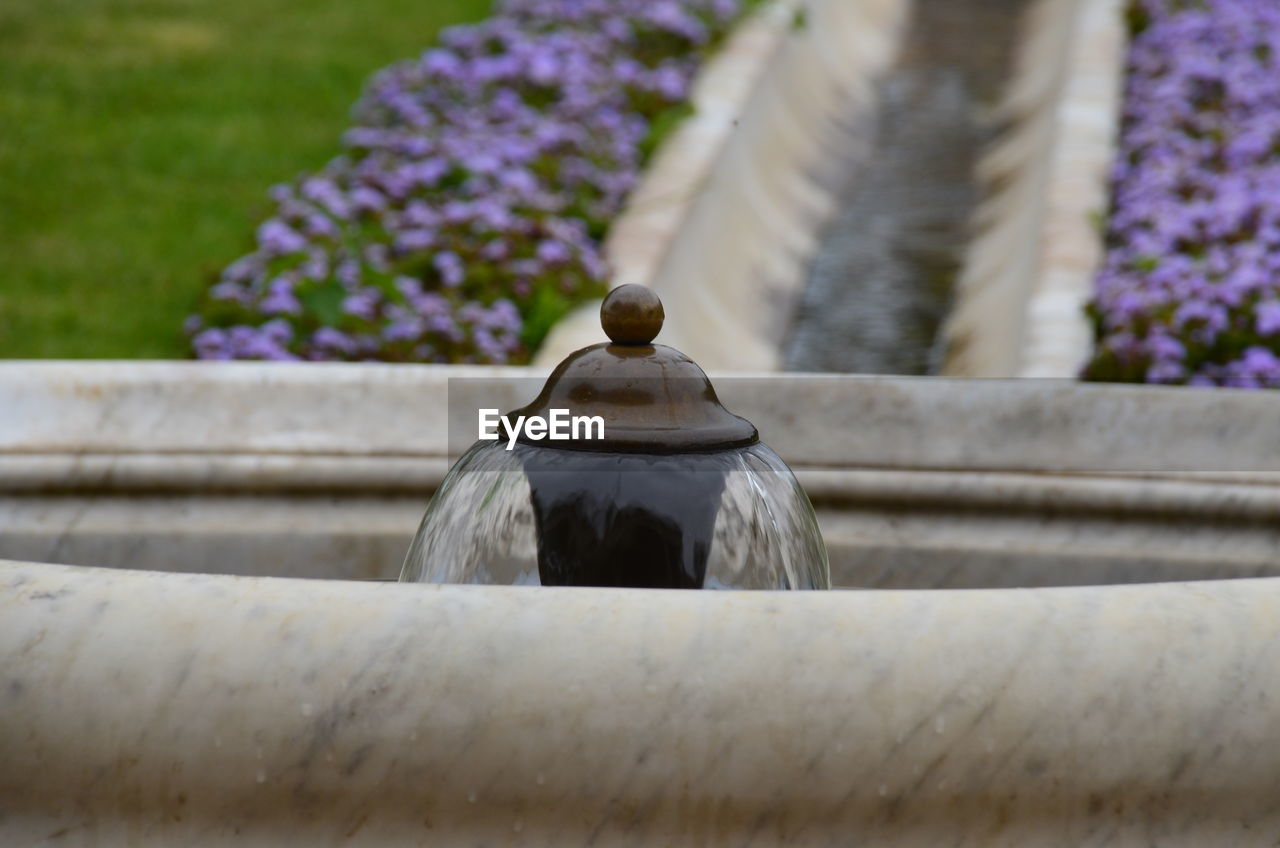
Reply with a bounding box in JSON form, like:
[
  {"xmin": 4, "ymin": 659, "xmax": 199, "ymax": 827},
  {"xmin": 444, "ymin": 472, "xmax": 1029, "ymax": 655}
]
[
  {"xmin": 260, "ymin": 279, "xmax": 302, "ymax": 316},
  {"xmin": 261, "ymin": 318, "xmax": 294, "ymax": 344},
  {"xmin": 383, "ymin": 318, "xmax": 424, "ymax": 342},
  {"xmin": 350, "ymin": 186, "xmax": 386, "ymax": 213},
  {"xmin": 192, "ymin": 328, "xmax": 231, "ymax": 359},
  {"xmin": 210, "ymin": 324, "xmax": 299, "ymax": 361},
  {"xmin": 1257, "ymin": 301, "xmax": 1280, "ymax": 336},
  {"xmin": 535, "ymin": 239, "xmax": 572, "ymax": 264},
  {"xmin": 395, "ymin": 228, "xmax": 436, "ymax": 252},
  {"xmin": 312, "ymin": 327, "xmax": 359, "ymax": 356},
  {"xmin": 433, "ymin": 250, "xmax": 465, "ymax": 287},
  {"xmin": 256, "ymin": 220, "xmax": 306, "ymax": 255},
  {"xmin": 210, "ymin": 281, "xmax": 249, "ymax": 304},
  {"xmin": 342, "ymin": 288, "xmax": 381, "ymax": 321}
]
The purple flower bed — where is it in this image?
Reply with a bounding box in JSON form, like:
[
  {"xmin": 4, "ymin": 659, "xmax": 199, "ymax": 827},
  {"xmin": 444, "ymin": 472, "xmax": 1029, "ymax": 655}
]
[
  {"xmin": 1084, "ymin": 0, "xmax": 1280, "ymax": 387},
  {"xmin": 188, "ymin": 0, "xmax": 750, "ymax": 363}
]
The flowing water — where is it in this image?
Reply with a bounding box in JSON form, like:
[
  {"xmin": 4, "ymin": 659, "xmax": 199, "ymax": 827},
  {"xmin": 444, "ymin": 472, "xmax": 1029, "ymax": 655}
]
[
  {"xmin": 521, "ymin": 450, "xmax": 729, "ymax": 588},
  {"xmin": 785, "ymin": 0, "xmax": 1031, "ymax": 374},
  {"xmin": 399, "ymin": 440, "xmax": 829, "ymax": 590}
]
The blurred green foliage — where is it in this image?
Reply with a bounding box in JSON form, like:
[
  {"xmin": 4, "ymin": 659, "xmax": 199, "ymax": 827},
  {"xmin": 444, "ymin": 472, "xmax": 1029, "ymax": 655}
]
[{"xmin": 0, "ymin": 0, "xmax": 491, "ymax": 357}]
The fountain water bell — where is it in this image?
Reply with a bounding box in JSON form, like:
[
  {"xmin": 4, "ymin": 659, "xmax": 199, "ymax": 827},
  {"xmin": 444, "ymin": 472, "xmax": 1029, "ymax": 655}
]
[{"xmin": 400, "ymin": 285, "xmax": 830, "ymax": 589}]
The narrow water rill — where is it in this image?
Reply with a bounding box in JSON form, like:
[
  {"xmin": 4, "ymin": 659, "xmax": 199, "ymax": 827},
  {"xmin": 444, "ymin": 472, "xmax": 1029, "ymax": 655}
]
[{"xmin": 785, "ymin": 0, "xmax": 1031, "ymax": 374}]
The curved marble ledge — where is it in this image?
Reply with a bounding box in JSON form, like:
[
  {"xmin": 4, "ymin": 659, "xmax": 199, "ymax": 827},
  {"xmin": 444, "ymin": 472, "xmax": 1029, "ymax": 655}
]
[
  {"xmin": 10, "ymin": 362, "xmax": 1280, "ymax": 474},
  {"xmin": 7, "ymin": 364, "xmax": 1280, "ymax": 586},
  {"xmin": 5, "ymin": 559, "xmax": 1280, "ymax": 845}
]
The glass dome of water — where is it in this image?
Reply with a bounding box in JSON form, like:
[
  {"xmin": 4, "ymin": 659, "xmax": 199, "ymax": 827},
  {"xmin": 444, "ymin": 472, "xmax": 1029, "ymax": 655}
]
[{"xmin": 399, "ymin": 286, "xmax": 830, "ymax": 590}]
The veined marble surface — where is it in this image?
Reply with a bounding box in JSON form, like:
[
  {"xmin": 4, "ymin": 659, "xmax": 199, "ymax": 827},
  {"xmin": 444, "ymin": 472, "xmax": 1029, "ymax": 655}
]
[
  {"xmin": 4, "ymin": 559, "xmax": 1280, "ymax": 845},
  {"xmin": 8, "ymin": 362, "xmax": 1280, "ymax": 473},
  {"xmin": 6, "ymin": 363, "xmax": 1280, "ymax": 586}
]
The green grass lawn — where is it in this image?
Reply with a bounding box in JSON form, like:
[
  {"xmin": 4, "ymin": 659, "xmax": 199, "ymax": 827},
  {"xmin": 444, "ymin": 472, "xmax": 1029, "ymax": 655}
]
[{"xmin": 0, "ymin": 0, "xmax": 492, "ymax": 358}]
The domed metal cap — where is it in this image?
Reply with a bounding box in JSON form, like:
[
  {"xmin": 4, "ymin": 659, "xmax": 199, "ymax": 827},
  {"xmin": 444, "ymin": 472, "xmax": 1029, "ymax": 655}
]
[{"xmin": 510, "ymin": 285, "xmax": 758, "ymax": 452}]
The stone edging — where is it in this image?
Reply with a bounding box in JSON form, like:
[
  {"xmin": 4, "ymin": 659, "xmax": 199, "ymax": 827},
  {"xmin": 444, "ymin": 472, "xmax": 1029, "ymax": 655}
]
[
  {"xmin": 10, "ymin": 362, "xmax": 1280, "ymax": 473},
  {"xmin": 8, "ymin": 363, "xmax": 1280, "ymax": 586},
  {"xmin": 940, "ymin": 0, "xmax": 1127, "ymax": 378}
]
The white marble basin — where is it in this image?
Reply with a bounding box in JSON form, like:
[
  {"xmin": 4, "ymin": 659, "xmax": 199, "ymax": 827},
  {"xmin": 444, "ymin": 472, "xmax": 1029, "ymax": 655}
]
[
  {"xmin": 4, "ymin": 559, "xmax": 1280, "ymax": 845},
  {"xmin": 5, "ymin": 366, "xmax": 1280, "ymax": 843}
]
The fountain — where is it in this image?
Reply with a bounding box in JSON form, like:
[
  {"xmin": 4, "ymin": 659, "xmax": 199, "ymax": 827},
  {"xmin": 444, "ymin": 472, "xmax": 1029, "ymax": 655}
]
[
  {"xmin": 401, "ymin": 285, "xmax": 829, "ymax": 589},
  {"xmin": 4, "ymin": 1, "xmax": 1280, "ymax": 839},
  {"xmin": 7, "ymin": 359, "xmax": 1280, "ymax": 842}
]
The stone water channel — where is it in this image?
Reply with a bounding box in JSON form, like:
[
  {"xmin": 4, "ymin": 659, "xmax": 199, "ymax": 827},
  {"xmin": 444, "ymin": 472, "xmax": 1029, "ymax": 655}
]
[{"xmin": 785, "ymin": 0, "xmax": 1031, "ymax": 374}]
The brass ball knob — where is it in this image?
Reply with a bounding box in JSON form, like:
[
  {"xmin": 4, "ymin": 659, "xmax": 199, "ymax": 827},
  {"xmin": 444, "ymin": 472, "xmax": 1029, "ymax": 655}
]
[{"xmin": 601, "ymin": 285, "xmax": 664, "ymax": 345}]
